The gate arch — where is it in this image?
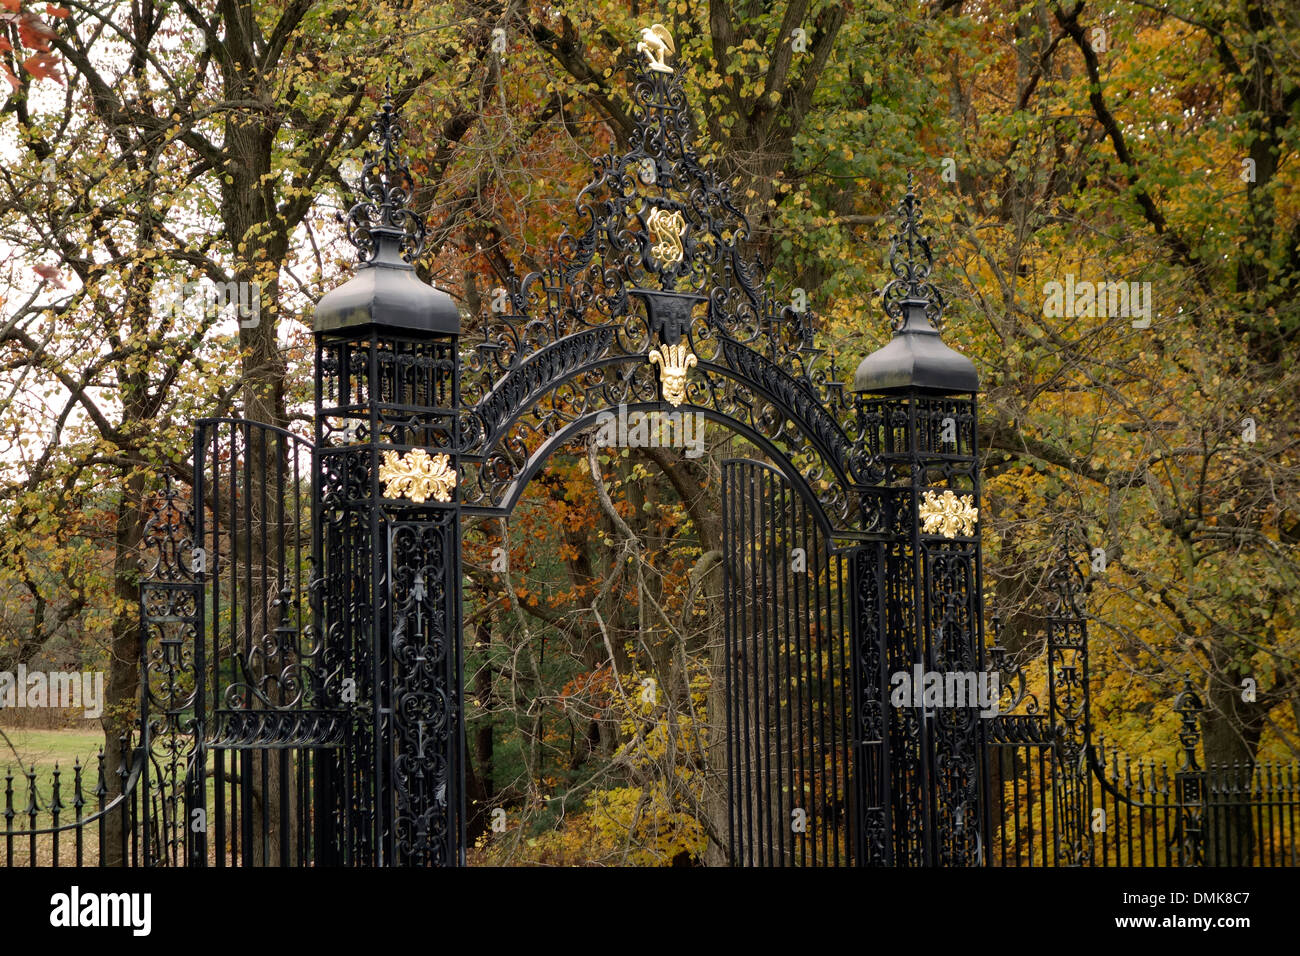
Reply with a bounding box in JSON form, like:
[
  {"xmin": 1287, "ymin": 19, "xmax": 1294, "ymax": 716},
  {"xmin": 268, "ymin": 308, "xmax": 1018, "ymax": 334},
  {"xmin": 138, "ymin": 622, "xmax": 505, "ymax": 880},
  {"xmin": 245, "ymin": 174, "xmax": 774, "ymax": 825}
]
[
  {"xmin": 452, "ymin": 43, "xmax": 880, "ymax": 533},
  {"xmin": 478, "ymin": 399, "xmax": 846, "ymax": 543},
  {"xmin": 434, "ymin": 41, "xmax": 885, "ymax": 864},
  {"xmin": 463, "ymin": 344, "xmax": 866, "ymax": 529}
]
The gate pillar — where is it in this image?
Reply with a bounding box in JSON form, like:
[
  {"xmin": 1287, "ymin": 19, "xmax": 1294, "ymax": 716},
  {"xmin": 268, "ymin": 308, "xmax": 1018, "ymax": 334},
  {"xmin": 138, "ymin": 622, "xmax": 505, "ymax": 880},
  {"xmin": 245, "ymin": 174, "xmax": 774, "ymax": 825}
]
[
  {"xmin": 312, "ymin": 95, "xmax": 464, "ymax": 866},
  {"xmin": 852, "ymin": 180, "xmax": 989, "ymax": 866}
]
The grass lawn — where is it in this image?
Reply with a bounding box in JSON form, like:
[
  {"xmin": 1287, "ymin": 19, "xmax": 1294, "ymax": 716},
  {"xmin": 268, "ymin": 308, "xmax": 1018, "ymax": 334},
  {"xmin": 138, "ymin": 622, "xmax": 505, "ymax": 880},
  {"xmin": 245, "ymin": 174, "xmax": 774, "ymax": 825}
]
[
  {"xmin": 2, "ymin": 725, "xmax": 326, "ymax": 867},
  {"xmin": 0, "ymin": 725, "xmax": 107, "ymax": 797},
  {"xmin": 0, "ymin": 725, "xmax": 110, "ymax": 866}
]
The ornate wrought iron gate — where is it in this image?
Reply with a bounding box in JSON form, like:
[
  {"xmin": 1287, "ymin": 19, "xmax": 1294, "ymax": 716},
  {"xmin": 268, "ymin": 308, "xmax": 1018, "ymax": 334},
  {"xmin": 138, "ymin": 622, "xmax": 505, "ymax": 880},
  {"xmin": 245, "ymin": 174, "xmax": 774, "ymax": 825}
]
[
  {"xmin": 142, "ymin": 418, "xmax": 341, "ymax": 867},
  {"xmin": 94, "ymin": 22, "xmax": 1296, "ymax": 871},
  {"xmin": 132, "ymin": 24, "xmax": 991, "ymax": 869},
  {"xmin": 721, "ymin": 458, "xmax": 854, "ymax": 866}
]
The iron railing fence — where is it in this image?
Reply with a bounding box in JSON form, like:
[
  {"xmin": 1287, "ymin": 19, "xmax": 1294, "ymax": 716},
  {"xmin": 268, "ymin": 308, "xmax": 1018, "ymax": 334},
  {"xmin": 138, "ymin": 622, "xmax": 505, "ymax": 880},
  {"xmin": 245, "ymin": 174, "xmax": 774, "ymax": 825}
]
[{"xmin": 1, "ymin": 738, "xmax": 146, "ymax": 867}]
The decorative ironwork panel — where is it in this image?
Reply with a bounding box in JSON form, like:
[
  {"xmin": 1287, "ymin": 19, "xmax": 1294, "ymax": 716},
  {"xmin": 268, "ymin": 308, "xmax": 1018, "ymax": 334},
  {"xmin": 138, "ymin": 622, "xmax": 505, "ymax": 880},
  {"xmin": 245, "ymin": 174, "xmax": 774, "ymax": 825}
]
[
  {"xmin": 921, "ymin": 539, "xmax": 986, "ymax": 866},
  {"xmin": 457, "ymin": 36, "xmax": 876, "ymax": 527},
  {"xmin": 850, "ymin": 542, "xmax": 890, "ymax": 865},
  {"xmin": 388, "ymin": 513, "xmax": 463, "ymax": 866},
  {"xmin": 138, "ymin": 482, "xmax": 202, "ymax": 867},
  {"xmin": 195, "ymin": 421, "xmax": 325, "ymax": 720},
  {"xmin": 318, "ymin": 334, "xmax": 458, "ymax": 456},
  {"xmin": 1045, "ymin": 558, "xmax": 1091, "ymax": 866},
  {"xmin": 192, "ymin": 418, "xmax": 337, "ymax": 867},
  {"xmin": 865, "ymin": 391, "xmax": 990, "ymax": 867}
]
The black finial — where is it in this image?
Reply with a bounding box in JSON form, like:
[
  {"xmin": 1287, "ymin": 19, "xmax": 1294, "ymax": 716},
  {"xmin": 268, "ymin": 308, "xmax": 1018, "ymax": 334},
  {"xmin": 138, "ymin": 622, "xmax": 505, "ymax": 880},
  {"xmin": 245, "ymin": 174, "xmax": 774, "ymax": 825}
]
[
  {"xmin": 853, "ymin": 176, "xmax": 976, "ymax": 394},
  {"xmin": 881, "ymin": 173, "xmax": 944, "ymax": 329},
  {"xmin": 345, "ymin": 94, "xmax": 427, "ymax": 264},
  {"xmin": 1173, "ymin": 674, "xmax": 1203, "ymax": 771}
]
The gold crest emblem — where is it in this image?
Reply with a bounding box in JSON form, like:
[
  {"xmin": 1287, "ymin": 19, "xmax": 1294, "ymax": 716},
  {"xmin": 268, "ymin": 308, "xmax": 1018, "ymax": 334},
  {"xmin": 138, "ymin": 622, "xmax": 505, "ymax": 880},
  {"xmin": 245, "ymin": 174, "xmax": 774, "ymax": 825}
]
[{"xmin": 646, "ymin": 207, "xmax": 686, "ymax": 266}]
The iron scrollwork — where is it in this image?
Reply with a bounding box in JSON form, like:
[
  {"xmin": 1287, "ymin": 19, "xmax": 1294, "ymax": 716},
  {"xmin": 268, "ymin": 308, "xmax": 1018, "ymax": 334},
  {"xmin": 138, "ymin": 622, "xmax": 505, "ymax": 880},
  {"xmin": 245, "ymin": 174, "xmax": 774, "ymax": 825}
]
[
  {"xmin": 390, "ymin": 515, "xmax": 458, "ymax": 866},
  {"xmin": 457, "ymin": 26, "xmax": 876, "ymax": 526},
  {"xmin": 347, "ymin": 91, "xmax": 427, "ymax": 263},
  {"xmin": 881, "ymin": 172, "xmax": 945, "ymax": 329},
  {"xmin": 1046, "ymin": 554, "xmax": 1093, "ymax": 865},
  {"xmin": 138, "ymin": 479, "xmax": 202, "ymax": 867}
]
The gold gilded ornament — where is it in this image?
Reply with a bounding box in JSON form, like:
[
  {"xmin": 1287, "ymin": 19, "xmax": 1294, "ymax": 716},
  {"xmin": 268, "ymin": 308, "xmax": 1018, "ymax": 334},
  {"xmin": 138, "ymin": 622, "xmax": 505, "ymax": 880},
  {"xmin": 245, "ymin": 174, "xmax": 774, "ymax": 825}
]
[
  {"xmin": 918, "ymin": 489, "xmax": 978, "ymax": 538},
  {"xmin": 648, "ymin": 342, "xmax": 697, "ymax": 407},
  {"xmin": 646, "ymin": 207, "xmax": 686, "ymax": 266},
  {"xmin": 636, "ymin": 23, "xmax": 675, "ymax": 74},
  {"xmin": 378, "ymin": 449, "xmax": 457, "ymax": 503}
]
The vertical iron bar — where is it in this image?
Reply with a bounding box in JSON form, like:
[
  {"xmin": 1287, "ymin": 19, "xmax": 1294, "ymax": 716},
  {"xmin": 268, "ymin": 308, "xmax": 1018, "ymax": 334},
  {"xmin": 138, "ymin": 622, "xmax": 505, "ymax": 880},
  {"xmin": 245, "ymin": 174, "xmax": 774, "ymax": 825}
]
[
  {"xmin": 370, "ymin": 334, "xmax": 386, "ymax": 865},
  {"xmin": 51, "ymin": 765, "xmax": 61, "ymax": 866},
  {"xmin": 25, "ymin": 766, "xmax": 36, "ymax": 865},
  {"xmin": 773, "ymin": 476, "xmax": 789, "ymax": 867},
  {"xmin": 741, "ymin": 462, "xmax": 757, "ymax": 865},
  {"xmin": 722, "ymin": 462, "xmax": 736, "ymax": 865},
  {"xmin": 832, "ymin": 550, "xmax": 849, "ymax": 866},
  {"xmin": 809, "ymin": 494, "xmax": 828, "ymax": 865},
  {"xmin": 215, "ymin": 748, "xmax": 226, "ymax": 867},
  {"xmin": 73, "ymin": 759, "xmax": 84, "ymax": 867},
  {"xmin": 801, "ymin": 489, "xmax": 818, "ymax": 866},
  {"xmin": 790, "ymin": 482, "xmax": 808, "ymax": 868},
  {"xmin": 758, "ymin": 467, "xmax": 773, "ymax": 865},
  {"xmin": 191, "ymin": 424, "xmax": 208, "ymax": 868}
]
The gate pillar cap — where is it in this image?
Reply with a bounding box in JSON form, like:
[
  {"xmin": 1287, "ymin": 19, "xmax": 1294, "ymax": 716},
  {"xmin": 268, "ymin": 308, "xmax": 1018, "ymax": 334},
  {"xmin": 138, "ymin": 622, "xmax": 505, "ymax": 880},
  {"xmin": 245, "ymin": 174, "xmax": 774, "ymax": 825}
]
[
  {"xmin": 852, "ymin": 298, "xmax": 978, "ymax": 395},
  {"xmin": 313, "ymin": 231, "xmax": 461, "ymax": 337}
]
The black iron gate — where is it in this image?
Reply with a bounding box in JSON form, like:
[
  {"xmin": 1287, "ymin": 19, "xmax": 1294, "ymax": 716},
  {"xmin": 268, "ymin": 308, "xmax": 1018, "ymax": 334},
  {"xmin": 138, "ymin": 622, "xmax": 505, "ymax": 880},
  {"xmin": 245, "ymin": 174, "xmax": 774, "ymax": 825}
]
[
  {"xmin": 721, "ymin": 459, "xmax": 854, "ymax": 866},
  {"xmin": 141, "ymin": 418, "xmax": 344, "ymax": 867},
  {"xmin": 91, "ymin": 22, "xmax": 1300, "ymax": 871}
]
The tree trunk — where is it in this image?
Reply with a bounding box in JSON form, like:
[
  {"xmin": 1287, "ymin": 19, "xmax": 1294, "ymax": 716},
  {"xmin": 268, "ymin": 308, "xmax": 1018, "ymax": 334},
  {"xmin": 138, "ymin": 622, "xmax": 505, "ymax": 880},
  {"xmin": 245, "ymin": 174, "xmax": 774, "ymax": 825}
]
[
  {"xmin": 102, "ymin": 468, "xmax": 147, "ymax": 866},
  {"xmin": 1200, "ymin": 653, "xmax": 1264, "ymax": 866}
]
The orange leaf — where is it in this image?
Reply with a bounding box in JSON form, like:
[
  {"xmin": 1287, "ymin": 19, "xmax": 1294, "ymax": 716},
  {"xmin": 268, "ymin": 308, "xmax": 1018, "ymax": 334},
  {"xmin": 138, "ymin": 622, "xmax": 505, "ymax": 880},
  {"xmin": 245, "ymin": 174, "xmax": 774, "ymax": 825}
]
[
  {"xmin": 45, "ymin": 4, "xmax": 70, "ymax": 17},
  {"xmin": 17, "ymin": 13, "xmax": 57, "ymax": 51},
  {"xmin": 0, "ymin": 36, "xmax": 11, "ymax": 53},
  {"xmin": 22, "ymin": 50, "xmax": 61, "ymax": 83},
  {"xmin": 0, "ymin": 63, "xmax": 18, "ymax": 93},
  {"xmin": 1, "ymin": 0, "xmax": 18, "ymax": 12}
]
